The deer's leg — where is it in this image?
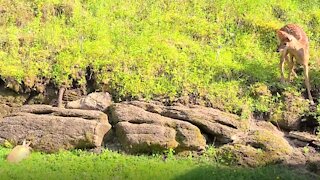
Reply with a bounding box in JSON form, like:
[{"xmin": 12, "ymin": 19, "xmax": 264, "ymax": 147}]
[
  {"xmin": 302, "ymin": 64, "xmax": 314, "ymax": 104},
  {"xmin": 57, "ymin": 87, "xmax": 66, "ymax": 108},
  {"xmin": 279, "ymin": 52, "xmax": 287, "ymax": 83},
  {"xmin": 288, "ymin": 54, "xmax": 297, "ymax": 82}
]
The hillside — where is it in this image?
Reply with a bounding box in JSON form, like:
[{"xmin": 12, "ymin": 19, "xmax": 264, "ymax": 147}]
[{"xmin": 1, "ymin": 0, "xmax": 320, "ymax": 119}]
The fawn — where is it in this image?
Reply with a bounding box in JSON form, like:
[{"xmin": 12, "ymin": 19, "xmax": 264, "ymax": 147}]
[{"xmin": 276, "ymin": 24, "xmax": 314, "ymax": 104}]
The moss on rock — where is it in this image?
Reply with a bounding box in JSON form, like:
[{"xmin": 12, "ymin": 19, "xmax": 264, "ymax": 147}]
[
  {"xmin": 218, "ymin": 129, "xmax": 293, "ymax": 167},
  {"xmin": 270, "ymin": 89, "xmax": 309, "ymax": 130}
]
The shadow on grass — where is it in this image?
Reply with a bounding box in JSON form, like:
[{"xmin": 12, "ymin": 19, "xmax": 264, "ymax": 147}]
[{"xmin": 174, "ymin": 164, "xmax": 318, "ymax": 180}]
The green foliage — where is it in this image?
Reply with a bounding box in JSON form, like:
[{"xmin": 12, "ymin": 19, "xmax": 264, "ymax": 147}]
[
  {"xmin": 315, "ymin": 103, "xmax": 320, "ymax": 135},
  {"xmin": 0, "ymin": 146, "xmax": 315, "ymax": 180},
  {"xmin": 163, "ymin": 148, "xmax": 175, "ymax": 159},
  {"xmin": 1, "ymin": 0, "xmax": 320, "ymax": 115},
  {"xmin": 303, "ymin": 146, "xmax": 310, "ymax": 154},
  {"xmin": 3, "ymin": 140, "xmax": 13, "ymax": 149}
]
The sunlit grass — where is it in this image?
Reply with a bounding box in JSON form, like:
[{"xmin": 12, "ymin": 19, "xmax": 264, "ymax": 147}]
[
  {"xmin": 0, "ymin": 0, "xmax": 320, "ymax": 116},
  {"xmin": 0, "ymin": 147, "xmax": 315, "ymax": 180}
]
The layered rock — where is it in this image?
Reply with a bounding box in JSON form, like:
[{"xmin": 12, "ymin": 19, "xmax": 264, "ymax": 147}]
[
  {"xmin": 66, "ymin": 92, "xmax": 112, "ymax": 111},
  {"xmin": 1, "ymin": 97, "xmax": 319, "ymax": 173},
  {"xmin": 0, "ymin": 105, "xmax": 111, "ymax": 153},
  {"xmin": 218, "ymin": 122, "xmax": 293, "ymax": 167},
  {"xmin": 270, "ymin": 91, "xmax": 309, "ymax": 130},
  {"xmin": 0, "ymin": 104, "xmax": 11, "ymax": 118},
  {"xmin": 287, "ymin": 131, "xmax": 320, "ymax": 149},
  {"xmin": 108, "ymin": 103, "xmax": 206, "ymax": 153},
  {"xmin": 127, "ymin": 101, "xmax": 249, "ymax": 143}
]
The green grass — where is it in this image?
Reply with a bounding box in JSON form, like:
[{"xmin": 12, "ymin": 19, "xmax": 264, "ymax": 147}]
[
  {"xmin": 0, "ymin": 147, "xmax": 315, "ymax": 180},
  {"xmin": 1, "ymin": 0, "xmax": 320, "ymax": 117}
]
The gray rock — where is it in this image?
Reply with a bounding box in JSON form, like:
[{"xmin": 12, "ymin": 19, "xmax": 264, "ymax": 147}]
[
  {"xmin": 0, "ymin": 104, "xmax": 12, "ymax": 118},
  {"xmin": 109, "ymin": 103, "xmax": 206, "ymax": 153},
  {"xmin": 270, "ymin": 91, "xmax": 309, "ymax": 130},
  {"xmin": 219, "ymin": 129, "xmax": 293, "ymax": 167},
  {"xmin": 306, "ymin": 153, "xmax": 320, "ymax": 175},
  {"xmin": 288, "ymin": 131, "xmax": 319, "ymax": 142},
  {"xmin": 127, "ymin": 101, "xmax": 249, "ymax": 143},
  {"xmin": 66, "ymin": 92, "xmax": 112, "ymax": 111},
  {"xmin": 0, "ymin": 105, "xmax": 111, "ymax": 153}
]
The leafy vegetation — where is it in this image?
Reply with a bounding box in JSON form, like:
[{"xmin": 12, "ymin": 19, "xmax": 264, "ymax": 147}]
[
  {"xmin": 1, "ymin": 0, "xmax": 320, "ymax": 117},
  {"xmin": 0, "ymin": 146, "xmax": 315, "ymax": 180}
]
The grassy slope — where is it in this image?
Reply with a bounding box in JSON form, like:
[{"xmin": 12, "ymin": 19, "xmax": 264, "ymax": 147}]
[
  {"xmin": 0, "ymin": 1, "xmax": 320, "ymax": 114},
  {"xmin": 1, "ymin": 2, "xmax": 319, "ymax": 179},
  {"xmin": 0, "ymin": 147, "xmax": 315, "ymax": 180}
]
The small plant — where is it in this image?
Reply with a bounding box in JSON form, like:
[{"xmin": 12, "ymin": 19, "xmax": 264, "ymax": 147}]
[
  {"xmin": 3, "ymin": 140, "xmax": 13, "ymax": 149},
  {"xmin": 163, "ymin": 148, "xmax": 175, "ymax": 160},
  {"xmin": 202, "ymin": 145, "xmax": 218, "ymax": 162},
  {"xmin": 303, "ymin": 146, "xmax": 310, "ymax": 154}
]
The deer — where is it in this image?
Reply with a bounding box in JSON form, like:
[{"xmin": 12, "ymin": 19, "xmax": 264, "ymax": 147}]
[{"xmin": 276, "ymin": 24, "xmax": 314, "ymax": 105}]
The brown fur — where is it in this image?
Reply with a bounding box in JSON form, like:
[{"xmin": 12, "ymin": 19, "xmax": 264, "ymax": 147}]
[{"xmin": 276, "ymin": 24, "xmax": 313, "ymax": 104}]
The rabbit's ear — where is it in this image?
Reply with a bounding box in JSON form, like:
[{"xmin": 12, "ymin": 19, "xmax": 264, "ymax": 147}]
[
  {"xmin": 22, "ymin": 139, "xmax": 26, "ymax": 146},
  {"xmin": 26, "ymin": 141, "xmax": 31, "ymax": 146}
]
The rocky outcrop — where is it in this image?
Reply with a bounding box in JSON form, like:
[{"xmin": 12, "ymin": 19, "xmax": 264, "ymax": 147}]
[
  {"xmin": 0, "ymin": 105, "xmax": 111, "ymax": 153},
  {"xmin": 108, "ymin": 103, "xmax": 206, "ymax": 153},
  {"xmin": 270, "ymin": 91, "xmax": 309, "ymax": 130},
  {"xmin": 66, "ymin": 92, "xmax": 112, "ymax": 111},
  {"xmin": 1, "ymin": 97, "xmax": 319, "ymax": 173},
  {"xmin": 127, "ymin": 101, "xmax": 249, "ymax": 143},
  {"xmin": 287, "ymin": 131, "xmax": 320, "ymax": 149},
  {"xmin": 288, "ymin": 131, "xmax": 319, "ymax": 142},
  {"xmin": 218, "ymin": 121, "xmax": 293, "ymax": 167}
]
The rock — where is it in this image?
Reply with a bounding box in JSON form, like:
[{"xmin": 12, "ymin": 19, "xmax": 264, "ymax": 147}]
[
  {"xmin": 218, "ymin": 128, "xmax": 293, "ymax": 167},
  {"xmin": 245, "ymin": 129, "xmax": 293, "ymax": 155},
  {"xmin": 252, "ymin": 121, "xmax": 282, "ymax": 134},
  {"xmin": 0, "ymin": 105, "xmax": 111, "ymax": 153},
  {"xmin": 290, "ymin": 139, "xmax": 310, "ymax": 147},
  {"xmin": 66, "ymin": 92, "xmax": 112, "ymax": 111},
  {"xmin": 283, "ymin": 148, "xmax": 307, "ymax": 167},
  {"xmin": 116, "ymin": 122, "xmax": 179, "ymax": 153},
  {"xmin": 108, "ymin": 103, "xmax": 206, "ymax": 153},
  {"xmin": 287, "ymin": 131, "xmax": 320, "ymax": 149},
  {"xmin": 306, "ymin": 153, "xmax": 320, "ymax": 175},
  {"xmin": 0, "ymin": 104, "xmax": 12, "ymax": 118},
  {"xmin": 288, "ymin": 131, "xmax": 319, "ymax": 142},
  {"xmin": 312, "ymin": 141, "xmax": 320, "ymax": 149},
  {"xmin": 17, "ymin": 104, "xmax": 55, "ymax": 114},
  {"xmin": 63, "ymin": 89, "xmax": 83, "ymax": 101},
  {"xmin": 0, "ymin": 87, "xmax": 28, "ymax": 107},
  {"xmin": 127, "ymin": 101, "xmax": 249, "ymax": 143},
  {"xmin": 219, "ymin": 144, "xmax": 267, "ymax": 167},
  {"xmin": 270, "ymin": 91, "xmax": 309, "ymax": 130}
]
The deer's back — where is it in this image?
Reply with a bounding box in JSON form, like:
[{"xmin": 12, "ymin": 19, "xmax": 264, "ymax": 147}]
[{"xmin": 280, "ymin": 24, "xmax": 309, "ymax": 46}]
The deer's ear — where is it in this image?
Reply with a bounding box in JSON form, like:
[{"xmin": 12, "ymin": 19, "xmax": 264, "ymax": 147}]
[
  {"xmin": 277, "ymin": 30, "xmax": 286, "ymax": 40},
  {"xmin": 277, "ymin": 30, "xmax": 294, "ymax": 41},
  {"xmin": 287, "ymin": 34, "xmax": 294, "ymax": 41}
]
